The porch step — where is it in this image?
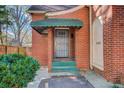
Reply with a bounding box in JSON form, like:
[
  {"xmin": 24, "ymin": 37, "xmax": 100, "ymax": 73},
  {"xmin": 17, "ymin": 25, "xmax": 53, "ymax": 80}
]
[
  {"xmin": 52, "ymin": 67, "xmax": 79, "ymax": 71},
  {"xmin": 52, "ymin": 61, "xmax": 80, "ymax": 76},
  {"xmin": 51, "ymin": 71, "xmax": 80, "ymax": 77},
  {"xmin": 52, "ymin": 61, "xmax": 76, "ymax": 66}
]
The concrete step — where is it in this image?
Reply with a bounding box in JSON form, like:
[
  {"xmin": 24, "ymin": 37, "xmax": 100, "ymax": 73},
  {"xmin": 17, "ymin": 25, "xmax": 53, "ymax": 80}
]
[{"xmin": 51, "ymin": 71, "xmax": 80, "ymax": 77}]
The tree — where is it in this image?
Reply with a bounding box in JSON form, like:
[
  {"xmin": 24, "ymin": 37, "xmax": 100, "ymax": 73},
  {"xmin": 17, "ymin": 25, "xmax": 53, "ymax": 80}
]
[
  {"xmin": 7, "ymin": 5, "xmax": 32, "ymax": 46},
  {"xmin": 0, "ymin": 5, "xmax": 11, "ymax": 45}
]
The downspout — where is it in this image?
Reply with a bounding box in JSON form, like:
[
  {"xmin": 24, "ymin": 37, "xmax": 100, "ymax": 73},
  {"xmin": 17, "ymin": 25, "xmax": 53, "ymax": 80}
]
[{"xmin": 89, "ymin": 5, "xmax": 93, "ymax": 70}]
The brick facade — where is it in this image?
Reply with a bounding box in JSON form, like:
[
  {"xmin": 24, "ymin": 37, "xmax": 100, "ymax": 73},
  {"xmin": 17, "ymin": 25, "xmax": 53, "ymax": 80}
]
[
  {"xmin": 31, "ymin": 6, "xmax": 90, "ymax": 70},
  {"xmin": 50, "ymin": 7, "xmax": 90, "ymax": 70},
  {"xmin": 31, "ymin": 5, "xmax": 124, "ymax": 83},
  {"xmin": 93, "ymin": 5, "xmax": 124, "ymax": 83},
  {"xmin": 105, "ymin": 6, "xmax": 124, "ymax": 83}
]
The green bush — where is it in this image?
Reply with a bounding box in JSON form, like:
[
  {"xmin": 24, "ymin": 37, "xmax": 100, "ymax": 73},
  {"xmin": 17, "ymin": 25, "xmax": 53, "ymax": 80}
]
[
  {"xmin": 112, "ymin": 84, "xmax": 119, "ymax": 88},
  {"xmin": 0, "ymin": 54, "xmax": 40, "ymax": 88}
]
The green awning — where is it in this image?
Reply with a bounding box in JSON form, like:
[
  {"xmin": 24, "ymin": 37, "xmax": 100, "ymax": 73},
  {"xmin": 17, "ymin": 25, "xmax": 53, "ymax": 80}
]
[
  {"xmin": 31, "ymin": 18, "xmax": 83, "ymax": 34},
  {"xmin": 31, "ymin": 18, "xmax": 83, "ymax": 28}
]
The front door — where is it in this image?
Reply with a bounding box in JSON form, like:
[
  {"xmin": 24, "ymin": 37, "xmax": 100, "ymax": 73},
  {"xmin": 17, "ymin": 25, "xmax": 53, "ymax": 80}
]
[
  {"xmin": 54, "ymin": 29, "xmax": 69, "ymax": 57},
  {"xmin": 92, "ymin": 17, "xmax": 104, "ymax": 70}
]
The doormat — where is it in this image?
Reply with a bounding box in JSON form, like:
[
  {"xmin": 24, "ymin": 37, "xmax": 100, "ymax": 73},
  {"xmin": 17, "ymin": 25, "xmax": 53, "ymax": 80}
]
[{"xmin": 38, "ymin": 76, "xmax": 94, "ymax": 88}]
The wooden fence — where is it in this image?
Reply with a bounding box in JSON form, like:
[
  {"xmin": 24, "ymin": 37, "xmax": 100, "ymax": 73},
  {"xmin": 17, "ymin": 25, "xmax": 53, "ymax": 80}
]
[{"xmin": 0, "ymin": 45, "xmax": 32, "ymax": 56}]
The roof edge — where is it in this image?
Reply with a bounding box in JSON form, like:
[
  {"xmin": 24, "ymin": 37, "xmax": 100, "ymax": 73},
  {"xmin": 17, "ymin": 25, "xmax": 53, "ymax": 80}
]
[{"xmin": 46, "ymin": 5, "xmax": 85, "ymax": 16}]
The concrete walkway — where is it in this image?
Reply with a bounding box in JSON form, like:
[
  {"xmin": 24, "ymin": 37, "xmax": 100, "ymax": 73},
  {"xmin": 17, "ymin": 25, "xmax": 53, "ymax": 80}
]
[
  {"xmin": 27, "ymin": 67, "xmax": 124, "ymax": 88},
  {"xmin": 27, "ymin": 67, "xmax": 50, "ymax": 88},
  {"xmin": 27, "ymin": 67, "xmax": 93, "ymax": 88},
  {"xmin": 81, "ymin": 71, "xmax": 124, "ymax": 88}
]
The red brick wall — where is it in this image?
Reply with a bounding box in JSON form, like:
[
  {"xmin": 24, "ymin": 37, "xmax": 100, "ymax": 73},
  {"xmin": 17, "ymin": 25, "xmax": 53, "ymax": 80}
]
[
  {"xmin": 49, "ymin": 7, "xmax": 90, "ymax": 70},
  {"xmin": 32, "ymin": 13, "xmax": 48, "ymax": 66},
  {"xmin": 93, "ymin": 5, "xmax": 124, "ymax": 83},
  {"xmin": 103, "ymin": 6, "xmax": 124, "ymax": 83},
  {"xmin": 103, "ymin": 15, "xmax": 113, "ymax": 82},
  {"xmin": 110, "ymin": 6, "xmax": 124, "ymax": 83}
]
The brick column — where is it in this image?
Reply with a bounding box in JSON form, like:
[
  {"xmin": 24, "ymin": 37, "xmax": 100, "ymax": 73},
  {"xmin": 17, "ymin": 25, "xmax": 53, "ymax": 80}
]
[
  {"xmin": 32, "ymin": 13, "xmax": 49, "ymax": 66},
  {"xmin": 48, "ymin": 28, "xmax": 54, "ymax": 72},
  {"xmin": 75, "ymin": 26, "xmax": 90, "ymax": 70}
]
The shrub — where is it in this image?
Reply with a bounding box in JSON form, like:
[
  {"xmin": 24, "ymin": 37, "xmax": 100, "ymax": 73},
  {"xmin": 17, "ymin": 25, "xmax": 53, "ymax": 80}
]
[
  {"xmin": 112, "ymin": 84, "xmax": 119, "ymax": 88},
  {"xmin": 0, "ymin": 54, "xmax": 40, "ymax": 88}
]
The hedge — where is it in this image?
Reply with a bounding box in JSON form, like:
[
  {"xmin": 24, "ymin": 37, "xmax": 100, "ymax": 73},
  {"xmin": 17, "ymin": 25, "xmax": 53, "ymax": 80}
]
[{"xmin": 0, "ymin": 54, "xmax": 40, "ymax": 88}]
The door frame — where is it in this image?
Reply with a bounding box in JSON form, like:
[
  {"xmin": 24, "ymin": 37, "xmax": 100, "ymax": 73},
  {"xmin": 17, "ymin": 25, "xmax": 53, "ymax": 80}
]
[{"xmin": 54, "ymin": 28, "xmax": 70, "ymax": 58}]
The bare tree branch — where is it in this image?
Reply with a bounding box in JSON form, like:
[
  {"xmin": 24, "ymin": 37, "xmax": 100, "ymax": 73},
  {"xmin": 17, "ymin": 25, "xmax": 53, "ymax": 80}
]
[{"xmin": 7, "ymin": 5, "xmax": 32, "ymax": 46}]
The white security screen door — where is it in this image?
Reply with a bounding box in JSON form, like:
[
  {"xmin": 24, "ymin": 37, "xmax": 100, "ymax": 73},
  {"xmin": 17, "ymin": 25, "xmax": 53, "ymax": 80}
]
[{"xmin": 54, "ymin": 29, "xmax": 69, "ymax": 57}]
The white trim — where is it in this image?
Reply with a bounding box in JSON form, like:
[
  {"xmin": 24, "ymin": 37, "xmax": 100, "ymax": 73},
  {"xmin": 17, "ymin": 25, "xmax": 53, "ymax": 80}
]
[
  {"xmin": 98, "ymin": 16, "xmax": 103, "ymax": 25},
  {"xmin": 28, "ymin": 10, "xmax": 46, "ymax": 13},
  {"xmin": 92, "ymin": 64, "xmax": 104, "ymax": 71},
  {"xmin": 28, "ymin": 6, "xmax": 85, "ymax": 15},
  {"xmin": 46, "ymin": 5, "xmax": 85, "ymax": 16},
  {"xmin": 89, "ymin": 6, "xmax": 93, "ymax": 70}
]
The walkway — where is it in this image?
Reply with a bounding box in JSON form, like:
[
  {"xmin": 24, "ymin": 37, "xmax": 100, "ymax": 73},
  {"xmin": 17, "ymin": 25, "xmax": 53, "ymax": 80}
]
[
  {"xmin": 82, "ymin": 71, "xmax": 124, "ymax": 88},
  {"xmin": 27, "ymin": 67, "xmax": 50, "ymax": 88},
  {"xmin": 27, "ymin": 67, "xmax": 124, "ymax": 88},
  {"xmin": 27, "ymin": 67, "xmax": 93, "ymax": 88}
]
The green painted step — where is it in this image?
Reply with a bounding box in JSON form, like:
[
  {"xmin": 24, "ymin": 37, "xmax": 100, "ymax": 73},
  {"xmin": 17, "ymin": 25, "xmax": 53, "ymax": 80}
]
[
  {"xmin": 52, "ymin": 66, "xmax": 76, "ymax": 69},
  {"xmin": 52, "ymin": 61, "xmax": 80, "ymax": 76},
  {"xmin": 52, "ymin": 67, "xmax": 79, "ymax": 71},
  {"xmin": 52, "ymin": 61, "xmax": 76, "ymax": 66}
]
